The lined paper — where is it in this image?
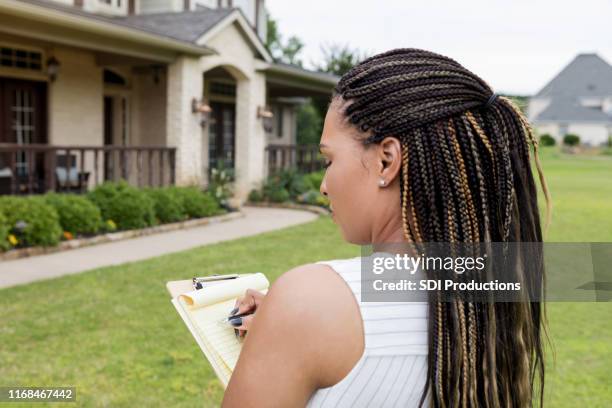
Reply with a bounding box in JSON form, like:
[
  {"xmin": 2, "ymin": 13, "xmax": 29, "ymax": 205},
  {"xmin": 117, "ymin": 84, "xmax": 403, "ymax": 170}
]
[{"xmin": 170, "ymin": 273, "xmax": 269, "ymax": 387}]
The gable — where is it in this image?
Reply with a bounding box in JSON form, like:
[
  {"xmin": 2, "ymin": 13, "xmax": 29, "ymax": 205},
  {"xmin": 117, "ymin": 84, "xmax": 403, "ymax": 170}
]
[
  {"xmin": 195, "ymin": 10, "xmax": 272, "ymax": 62},
  {"xmin": 535, "ymin": 53, "xmax": 612, "ymax": 98}
]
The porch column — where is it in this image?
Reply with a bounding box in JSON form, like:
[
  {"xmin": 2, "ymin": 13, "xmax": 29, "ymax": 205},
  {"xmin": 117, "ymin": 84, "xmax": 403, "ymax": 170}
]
[
  {"xmin": 234, "ymin": 72, "xmax": 267, "ymax": 203},
  {"xmin": 166, "ymin": 56, "xmax": 203, "ymax": 186}
]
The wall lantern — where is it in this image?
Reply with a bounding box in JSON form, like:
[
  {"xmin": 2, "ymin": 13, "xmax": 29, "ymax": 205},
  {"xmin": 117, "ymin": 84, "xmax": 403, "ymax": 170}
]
[
  {"xmin": 46, "ymin": 56, "xmax": 61, "ymax": 82},
  {"xmin": 192, "ymin": 98, "xmax": 212, "ymax": 126},
  {"xmin": 257, "ymin": 106, "xmax": 274, "ymax": 132}
]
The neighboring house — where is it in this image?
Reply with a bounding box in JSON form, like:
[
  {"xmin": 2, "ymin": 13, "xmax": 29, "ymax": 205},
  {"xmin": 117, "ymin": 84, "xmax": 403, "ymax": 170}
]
[
  {"xmin": 528, "ymin": 53, "xmax": 612, "ymax": 146},
  {"xmin": 0, "ymin": 0, "xmax": 338, "ymax": 201}
]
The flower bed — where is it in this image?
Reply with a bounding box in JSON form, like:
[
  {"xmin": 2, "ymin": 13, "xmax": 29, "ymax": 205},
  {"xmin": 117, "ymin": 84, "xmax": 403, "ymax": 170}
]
[{"xmin": 0, "ymin": 180, "xmax": 228, "ymax": 253}]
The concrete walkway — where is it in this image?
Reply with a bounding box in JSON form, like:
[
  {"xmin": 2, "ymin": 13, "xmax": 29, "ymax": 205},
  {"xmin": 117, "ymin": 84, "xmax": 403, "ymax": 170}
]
[{"xmin": 0, "ymin": 206, "xmax": 318, "ymax": 289}]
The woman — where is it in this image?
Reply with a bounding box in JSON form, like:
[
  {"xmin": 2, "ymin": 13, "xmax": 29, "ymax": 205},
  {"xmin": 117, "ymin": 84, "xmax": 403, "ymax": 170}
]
[{"xmin": 222, "ymin": 48, "xmax": 552, "ymax": 407}]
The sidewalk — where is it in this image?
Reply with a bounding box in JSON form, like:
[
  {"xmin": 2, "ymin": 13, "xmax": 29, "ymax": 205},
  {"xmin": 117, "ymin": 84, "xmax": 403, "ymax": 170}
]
[{"xmin": 0, "ymin": 206, "xmax": 318, "ymax": 289}]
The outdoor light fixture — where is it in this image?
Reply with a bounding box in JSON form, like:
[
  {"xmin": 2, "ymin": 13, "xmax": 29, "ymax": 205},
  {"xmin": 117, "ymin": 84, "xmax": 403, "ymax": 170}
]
[
  {"xmin": 46, "ymin": 56, "xmax": 60, "ymax": 82},
  {"xmin": 257, "ymin": 105, "xmax": 274, "ymax": 132},
  {"xmin": 192, "ymin": 98, "xmax": 212, "ymax": 126}
]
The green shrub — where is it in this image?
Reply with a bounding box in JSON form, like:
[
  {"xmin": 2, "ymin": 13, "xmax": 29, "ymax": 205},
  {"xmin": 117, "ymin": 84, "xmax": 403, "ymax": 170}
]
[
  {"xmin": 296, "ymin": 189, "xmax": 330, "ymax": 208},
  {"xmin": 0, "ymin": 196, "xmax": 62, "ymax": 247},
  {"xmin": 144, "ymin": 187, "xmax": 186, "ymax": 224},
  {"xmin": 303, "ymin": 170, "xmax": 325, "ymax": 191},
  {"xmin": 267, "ymin": 188, "xmax": 290, "ymax": 203},
  {"xmin": 0, "ymin": 210, "xmax": 10, "ymax": 251},
  {"xmin": 563, "ymin": 133, "xmax": 580, "ymax": 146},
  {"xmin": 248, "ymin": 189, "xmax": 263, "ymax": 202},
  {"xmin": 170, "ymin": 186, "xmax": 221, "ymax": 218},
  {"xmin": 87, "ymin": 180, "xmax": 155, "ymax": 230},
  {"xmin": 539, "ymin": 134, "xmax": 556, "ymax": 147},
  {"xmin": 262, "ymin": 169, "xmax": 309, "ymax": 201},
  {"xmin": 280, "ymin": 169, "xmax": 309, "ymax": 198},
  {"xmin": 44, "ymin": 193, "xmax": 102, "ymax": 236}
]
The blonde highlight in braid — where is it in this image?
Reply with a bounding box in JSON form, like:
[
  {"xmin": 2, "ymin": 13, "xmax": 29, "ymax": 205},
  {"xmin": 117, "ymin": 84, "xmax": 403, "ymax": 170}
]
[{"xmin": 331, "ymin": 48, "xmax": 548, "ymax": 407}]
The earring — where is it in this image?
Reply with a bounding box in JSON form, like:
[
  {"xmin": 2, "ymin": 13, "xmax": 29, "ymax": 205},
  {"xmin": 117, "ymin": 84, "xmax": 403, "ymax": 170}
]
[{"xmin": 379, "ymin": 178, "xmax": 386, "ymax": 186}]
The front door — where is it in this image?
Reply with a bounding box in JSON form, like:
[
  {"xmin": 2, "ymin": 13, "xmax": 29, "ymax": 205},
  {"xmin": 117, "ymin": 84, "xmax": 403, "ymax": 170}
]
[
  {"xmin": 208, "ymin": 102, "xmax": 235, "ymax": 173},
  {"xmin": 0, "ymin": 77, "xmax": 47, "ymax": 193}
]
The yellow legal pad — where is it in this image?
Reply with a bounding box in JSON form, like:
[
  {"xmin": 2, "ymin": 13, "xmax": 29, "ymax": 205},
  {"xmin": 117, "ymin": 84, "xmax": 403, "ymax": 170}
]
[{"xmin": 166, "ymin": 273, "xmax": 270, "ymax": 388}]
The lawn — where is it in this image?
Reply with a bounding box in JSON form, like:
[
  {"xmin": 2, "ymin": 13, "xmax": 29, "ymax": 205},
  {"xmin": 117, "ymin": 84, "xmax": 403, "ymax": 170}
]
[{"xmin": 0, "ymin": 147, "xmax": 610, "ymax": 407}]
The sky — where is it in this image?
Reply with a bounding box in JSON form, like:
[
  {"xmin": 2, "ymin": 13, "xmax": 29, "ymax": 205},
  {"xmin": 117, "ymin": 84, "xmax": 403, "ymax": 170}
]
[{"xmin": 265, "ymin": 0, "xmax": 612, "ymax": 96}]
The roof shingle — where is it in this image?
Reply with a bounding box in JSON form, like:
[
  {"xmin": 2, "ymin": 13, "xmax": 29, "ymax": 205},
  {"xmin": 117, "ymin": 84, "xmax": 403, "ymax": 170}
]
[
  {"xmin": 533, "ymin": 53, "xmax": 612, "ymax": 123},
  {"xmin": 112, "ymin": 7, "xmax": 234, "ymax": 44}
]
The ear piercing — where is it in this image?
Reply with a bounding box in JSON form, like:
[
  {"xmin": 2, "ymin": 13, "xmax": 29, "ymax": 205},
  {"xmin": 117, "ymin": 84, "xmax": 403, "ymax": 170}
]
[{"xmin": 379, "ymin": 178, "xmax": 386, "ymax": 186}]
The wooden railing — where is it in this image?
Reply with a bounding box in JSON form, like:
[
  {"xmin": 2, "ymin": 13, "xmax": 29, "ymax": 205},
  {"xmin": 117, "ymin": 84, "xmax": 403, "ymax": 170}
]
[
  {"xmin": 265, "ymin": 144, "xmax": 325, "ymax": 174},
  {"xmin": 0, "ymin": 143, "xmax": 176, "ymax": 195}
]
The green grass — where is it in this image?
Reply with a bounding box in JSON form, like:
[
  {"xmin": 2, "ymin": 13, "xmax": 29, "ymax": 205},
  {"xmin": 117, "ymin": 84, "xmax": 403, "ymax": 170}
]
[
  {"xmin": 532, "ymin": 147, "xmax": 612, "ymax": 407},
  {"xmin": 0, "ymin": 147, "xmax": 610, "ymax": 407}
]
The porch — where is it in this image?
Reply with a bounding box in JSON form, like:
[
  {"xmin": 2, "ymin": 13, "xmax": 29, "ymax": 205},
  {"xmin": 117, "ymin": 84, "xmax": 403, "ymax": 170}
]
[
  {"xmin": 0, "ymin": 143, "xmax": 175, "ymax": 195},
  {"xmin": 0, "ymin": 1, "xmax": 338, "ymax": 199}
]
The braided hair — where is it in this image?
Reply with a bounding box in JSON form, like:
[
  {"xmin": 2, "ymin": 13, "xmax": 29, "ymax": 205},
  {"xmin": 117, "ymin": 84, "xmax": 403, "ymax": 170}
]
[{"xmin": 331, "ymin": 48, "xmax": 552, "ymax": 407}]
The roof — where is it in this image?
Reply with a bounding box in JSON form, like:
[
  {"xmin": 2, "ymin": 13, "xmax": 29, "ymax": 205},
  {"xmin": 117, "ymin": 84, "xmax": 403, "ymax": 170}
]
[
  {"xmin": 6, "ymin": 0, "xmax": 215, "ymax": 55},
  {"xmin": 534, "ymin": 53, "xmax": 612, "ymax": 98},
  {"xmin": 535, "ymin": 99, "xmax": 612, "ymax": 123},
  {"xmin": 21, "ymin": 0, "xmax": 272, "ymax": 61},
  {"xmin": 532, "ymin": 53, "xmax": 612, "ymax": 123},
  {"xmin": 4, "ymin": 0, "xmax": 335, "ymax": 88},
  {"xmin": 266, "ymin": 61, "xmax": 340, "ymax": 84},
  {"xmin": 112, "ymin": 7, "xmax": 234, "ymax": 44}
]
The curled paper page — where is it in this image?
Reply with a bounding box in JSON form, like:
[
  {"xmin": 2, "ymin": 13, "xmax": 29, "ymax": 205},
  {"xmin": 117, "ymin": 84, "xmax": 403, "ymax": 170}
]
[{"xmin": 179, "ymin": 273, "xmax": 269, "ymax": 309}]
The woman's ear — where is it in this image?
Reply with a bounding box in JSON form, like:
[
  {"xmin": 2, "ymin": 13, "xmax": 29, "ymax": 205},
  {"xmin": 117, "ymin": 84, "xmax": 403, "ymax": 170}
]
[{"xmin": 377, "ymin": 136, "xmax": 402, "ymax": 184}]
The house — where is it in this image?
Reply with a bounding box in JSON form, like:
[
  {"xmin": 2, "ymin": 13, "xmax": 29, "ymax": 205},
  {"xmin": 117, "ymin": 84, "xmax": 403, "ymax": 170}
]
[
  {"xmin": 528, "ymin": 53, "xmax": 612, "ymax": 146},
  {"xmin": 0, "ymin": 0, "xmax": 338, "ymax": 201}
]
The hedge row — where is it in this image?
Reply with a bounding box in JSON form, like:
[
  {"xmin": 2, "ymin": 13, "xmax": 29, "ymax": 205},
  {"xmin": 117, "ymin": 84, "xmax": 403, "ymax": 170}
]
[
  {"xmin": 248, "ymin": 169, "xmax": 329, "ymax": 207},
  {"xmin": 0, "ymin": 180, "xmax": 224, "ymax": 250}
]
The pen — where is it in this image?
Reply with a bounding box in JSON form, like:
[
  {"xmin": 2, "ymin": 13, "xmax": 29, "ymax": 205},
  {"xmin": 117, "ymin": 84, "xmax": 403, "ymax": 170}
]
[{"xmin": 218, "ymin": 310, "xmax": 255, "ymax": 326}]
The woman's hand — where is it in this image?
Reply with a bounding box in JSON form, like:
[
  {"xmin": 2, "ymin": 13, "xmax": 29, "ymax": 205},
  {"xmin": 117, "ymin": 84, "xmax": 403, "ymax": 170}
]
[{"xmin": 231, "ymin": 289, "xmax": 266, "ymax": 337}]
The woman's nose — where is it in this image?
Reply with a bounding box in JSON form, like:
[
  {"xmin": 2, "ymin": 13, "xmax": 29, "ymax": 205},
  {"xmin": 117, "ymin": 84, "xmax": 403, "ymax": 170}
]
[{"xmin": 320, "ymin": 180, "xmax": 328, "ymax": 196}]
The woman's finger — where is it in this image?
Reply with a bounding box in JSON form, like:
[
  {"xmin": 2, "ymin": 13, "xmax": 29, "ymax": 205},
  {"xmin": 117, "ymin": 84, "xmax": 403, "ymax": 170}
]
[
  {"xmin": 235, "ymin": 289, "xmax": 266, "ymax": 315},
  {"xmin": 230, "ymin": 314, "xmax": 254, "ymax": 337}
]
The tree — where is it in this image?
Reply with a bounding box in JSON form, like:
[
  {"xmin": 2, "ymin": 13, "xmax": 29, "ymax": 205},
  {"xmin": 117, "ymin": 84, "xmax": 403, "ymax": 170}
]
[
  {"xmin": 265, "ymin": 13, "xmax": 304, "ymax": 67},
  {"xmin": 296, "ymin": 102, "xmax": 323, "ymax": 145},
  {"xmin": 313, "ymin": 43, "xmax": 369, "ymax": 76}
]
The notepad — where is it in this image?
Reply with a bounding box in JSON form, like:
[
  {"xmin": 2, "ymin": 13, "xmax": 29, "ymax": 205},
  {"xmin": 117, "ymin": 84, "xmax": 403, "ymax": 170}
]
[{"xmin": 166, "ymin": 273, "xmax": 270, "ymax": 388}]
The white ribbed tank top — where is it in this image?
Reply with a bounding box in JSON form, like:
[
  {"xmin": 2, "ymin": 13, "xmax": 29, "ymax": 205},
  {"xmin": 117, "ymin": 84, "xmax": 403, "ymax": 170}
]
[{"xmin": 306, "ymin": 256, "xmax": 430, "ymax": 408}]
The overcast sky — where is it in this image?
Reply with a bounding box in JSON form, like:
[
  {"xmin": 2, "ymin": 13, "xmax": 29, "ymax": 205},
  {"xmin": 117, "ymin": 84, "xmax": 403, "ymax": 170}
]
[{"xmin": 266, "ymin": 0, "xmax": 612, "ymax": 96}]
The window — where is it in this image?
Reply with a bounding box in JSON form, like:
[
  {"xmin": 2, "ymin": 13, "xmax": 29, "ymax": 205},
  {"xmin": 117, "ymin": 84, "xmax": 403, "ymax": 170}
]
[
  {"xmin": 210, "ymin": 81, "xmax": 236, "ymax": 97},
  {"xmin": 0, "ymin": 46, "xmax": 43, "ymax": 72},
  {"xmin": 99, "ymin": 0, "xmax": 123, "ymax": 7}
]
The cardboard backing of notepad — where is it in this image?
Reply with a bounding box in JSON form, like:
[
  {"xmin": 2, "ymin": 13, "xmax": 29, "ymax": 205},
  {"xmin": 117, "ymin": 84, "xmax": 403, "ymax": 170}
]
[{"xmin": 166, "ymin": 273, "xmax": 269, "ymax": 388}]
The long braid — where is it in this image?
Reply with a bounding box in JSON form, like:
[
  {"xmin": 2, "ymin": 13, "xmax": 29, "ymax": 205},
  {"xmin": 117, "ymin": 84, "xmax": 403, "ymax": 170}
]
[{"xmin": 332, "ymin": 48, "xmax": 550, "ymax": 407}]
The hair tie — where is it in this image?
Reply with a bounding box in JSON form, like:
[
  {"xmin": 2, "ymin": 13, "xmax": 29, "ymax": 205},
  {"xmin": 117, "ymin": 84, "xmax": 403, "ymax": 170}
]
[{"xmin": 484, "ymin": 93, "xmax": 498, "ymax": 109}]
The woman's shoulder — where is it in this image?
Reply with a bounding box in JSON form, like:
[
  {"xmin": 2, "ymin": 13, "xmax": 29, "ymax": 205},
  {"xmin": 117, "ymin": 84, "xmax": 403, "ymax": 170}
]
[
  {"xmin": 261, "ymin": 261, "xmax": 365, "ymax": 387},
  {"xmin": 269, "ymin": 260, "xmax": 361, "ymax": 315}
]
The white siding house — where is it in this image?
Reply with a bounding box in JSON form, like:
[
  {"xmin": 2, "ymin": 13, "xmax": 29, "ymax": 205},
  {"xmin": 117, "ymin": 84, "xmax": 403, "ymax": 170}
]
[{"xmin": 528, "ymin": 53, "xmax": 612, "ymax": 146}]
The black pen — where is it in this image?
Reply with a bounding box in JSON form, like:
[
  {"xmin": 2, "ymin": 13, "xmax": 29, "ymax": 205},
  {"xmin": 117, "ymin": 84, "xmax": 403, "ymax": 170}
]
[{"xmin": 218, "ymin": 310, "xmax": 255, "ymax": 326}]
